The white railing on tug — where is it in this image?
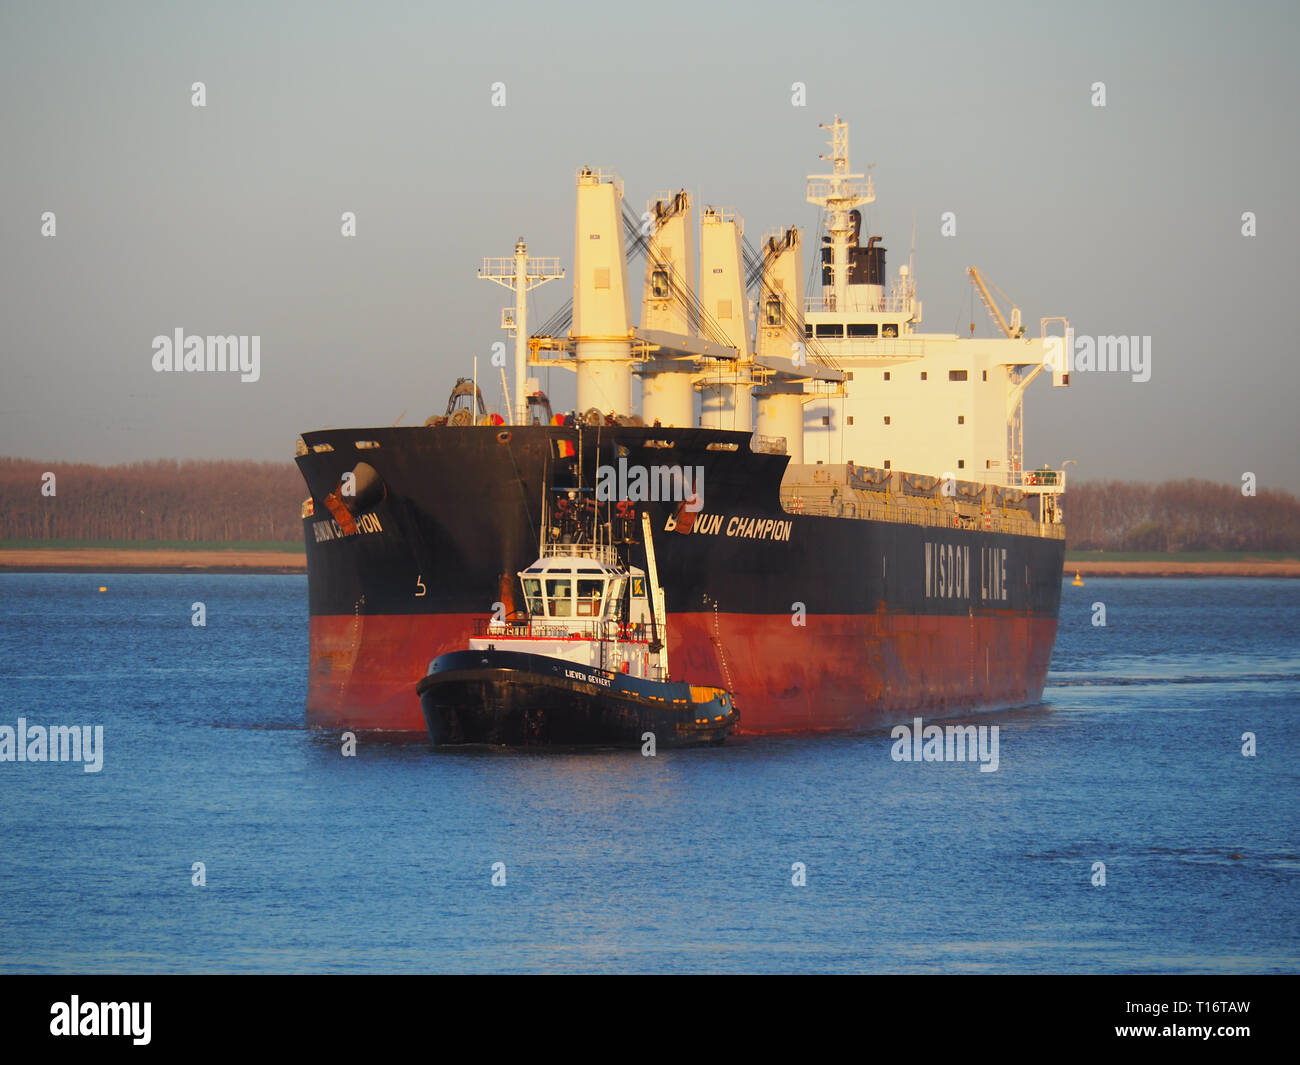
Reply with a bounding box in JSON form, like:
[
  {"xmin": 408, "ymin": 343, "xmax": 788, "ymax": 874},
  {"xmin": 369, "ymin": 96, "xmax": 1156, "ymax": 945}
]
[{"xmin": 539, "ymin": 542, "xmax": 621, "ymax": 567}]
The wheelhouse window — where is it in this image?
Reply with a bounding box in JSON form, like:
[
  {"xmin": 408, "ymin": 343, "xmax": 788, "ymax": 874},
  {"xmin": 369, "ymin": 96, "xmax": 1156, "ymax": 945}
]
[
  {"xmin": 546, "ymin": 578, "xmax": 573, "ymax": 617},
  {"xmin": 576, "ymin": 578, "xmax": 605, "ymax": 617},
  {"xmin": 847, "ymin": 323, "xmax": 878, "ymax": 338},
  {"xmin": 522, "ymin": 578, "xmax": 544, "ymax": 616},
  {"xmin": 815, "ymin": 323, "xmax": 844, "ymax": 338}
]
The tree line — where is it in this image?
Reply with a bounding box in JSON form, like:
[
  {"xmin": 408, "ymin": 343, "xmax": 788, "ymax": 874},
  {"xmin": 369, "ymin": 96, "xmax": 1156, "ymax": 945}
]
[
  {"xmin": 1065, "ymin": 478, "xmax": 1300, "ymax": 552},
  {"xmin": 0, "ymin": 457, "xmax": 304, "ymax": 543},
  {"xmin": 1, "ymin": 457, "xmax": 1297, "ymax": 552}
]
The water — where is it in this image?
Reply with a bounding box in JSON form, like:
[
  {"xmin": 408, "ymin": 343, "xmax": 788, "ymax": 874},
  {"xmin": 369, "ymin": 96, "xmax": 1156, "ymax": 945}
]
[{"xmin": 0, "ymin": 574, "xmax": 1296, "ymax": 973}]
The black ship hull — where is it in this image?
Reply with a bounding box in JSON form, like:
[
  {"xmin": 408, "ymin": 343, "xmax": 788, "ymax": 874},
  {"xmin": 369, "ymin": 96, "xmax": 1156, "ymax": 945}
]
[{"xmin": 417, "ymin": 649, "xmax": 737, "ymax": 747}]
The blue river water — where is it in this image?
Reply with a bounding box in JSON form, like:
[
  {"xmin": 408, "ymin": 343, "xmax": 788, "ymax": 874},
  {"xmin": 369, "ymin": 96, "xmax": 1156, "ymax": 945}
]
[{"xmin": 0, "ymin": 574, "xmax": 1296, "ymax": 973}]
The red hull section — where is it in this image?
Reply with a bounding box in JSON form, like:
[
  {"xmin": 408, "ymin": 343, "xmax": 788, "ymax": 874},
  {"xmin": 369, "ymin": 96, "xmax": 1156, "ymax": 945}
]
[
  {"xmin": 306, "ymin": 613, "xmax": 472, "ymax": 733},
  {"xmin": 306, "ymin": 610, "xmax": 1057, "ymax": 735}
]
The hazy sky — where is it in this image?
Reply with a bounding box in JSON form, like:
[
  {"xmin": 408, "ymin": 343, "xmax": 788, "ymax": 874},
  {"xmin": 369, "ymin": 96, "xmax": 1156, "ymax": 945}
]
[{"xmin": 1, "ymin": 0, "xmax": 1296, "ymax": 487}]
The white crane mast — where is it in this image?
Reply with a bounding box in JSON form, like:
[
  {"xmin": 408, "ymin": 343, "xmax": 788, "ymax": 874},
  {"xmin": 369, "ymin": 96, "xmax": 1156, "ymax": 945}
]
[{"xmin": 479, "ymin": 239, "xmax": 564, "ymax": 424}]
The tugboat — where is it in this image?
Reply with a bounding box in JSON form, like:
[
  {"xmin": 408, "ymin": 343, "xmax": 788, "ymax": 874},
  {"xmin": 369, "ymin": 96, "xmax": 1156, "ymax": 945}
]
[{"xmin": 416, "ymin": 503, "xmax": 738, "ymax": 747}]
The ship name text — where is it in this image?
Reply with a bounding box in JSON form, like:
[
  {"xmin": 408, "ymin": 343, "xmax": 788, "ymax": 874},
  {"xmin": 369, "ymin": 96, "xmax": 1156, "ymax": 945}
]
[
  {"xmin": 565, "ymin": 668, "xmax": 613, "ymax": 687},
  {"xmin": 313, "ymin": 513, "xmax": 383, "ymax": 542},
  {"xmin": 667, "ymin": 512, "xmax": 794, "ymax": 542},
  {"xmin": 924, "ymin": 543, "xmax": 1009, "ymax": 601}
]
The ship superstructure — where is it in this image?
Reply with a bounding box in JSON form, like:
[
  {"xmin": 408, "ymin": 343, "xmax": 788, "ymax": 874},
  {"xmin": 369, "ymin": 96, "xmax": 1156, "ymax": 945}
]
[{"xmin": 522, "ymin": 117, "xmax": 1068, "ymax": 501}]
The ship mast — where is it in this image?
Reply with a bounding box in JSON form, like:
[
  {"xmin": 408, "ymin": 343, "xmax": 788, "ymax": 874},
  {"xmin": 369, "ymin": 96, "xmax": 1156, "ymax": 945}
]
[
  {"xmin": 805, "ymin": 116, "xmax": 873, "ymax": 311},
  {"xmin": 479, "ymin": 239, "xmax": 564, "ymax": 425}
]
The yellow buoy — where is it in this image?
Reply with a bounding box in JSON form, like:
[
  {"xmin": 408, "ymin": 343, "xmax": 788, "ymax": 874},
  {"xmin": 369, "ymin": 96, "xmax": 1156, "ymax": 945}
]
[
  {"xmin": 1071, "ymin": 572, "xmax": 1084, "ymax": 587},
  {"xmin": 98, "ymin": 586, "xmax": 107, "ymax": 593}
]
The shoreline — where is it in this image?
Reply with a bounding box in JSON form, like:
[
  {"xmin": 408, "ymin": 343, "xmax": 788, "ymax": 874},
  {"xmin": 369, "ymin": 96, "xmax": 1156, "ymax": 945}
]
[
  {"xmin": 1, "ymin": 548, "xmax": 1298, "ymax": 578},
  {"xmin": 0, "ymin": 548, "xmax": 306, "ymax": 574},
  {"xmin": 1067, "ymin": 559, "xmax": 1300, "ymax": 578}
]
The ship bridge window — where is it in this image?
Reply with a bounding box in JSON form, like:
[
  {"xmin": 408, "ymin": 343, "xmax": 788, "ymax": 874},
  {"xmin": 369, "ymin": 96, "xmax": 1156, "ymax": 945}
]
[
  {"xmin": 576, "ymin": 578, "xmax": 605, "ymax": 617},
  {"xmin": 522, "ymin": 578, "xmax": 544, "ymax": 616},
  {"xmin": 949, "ymin": 370, "xmax": 968, "ymax": 381},
  {"xmin": 804, "ymin": 324, "xmax": 814, "ymax": 337},
  {"xmin": 882, "ymin": 324, "xmax": 898, "ymax": 337},
  {"xmin": 847, "ymin": 323, "xmax": 878, "ymax": 338},
  {"xmin": 545, "ymin": 578, "xmax": 573, "ymax": 617},
  {"xmin": 815, "ymin": 323, "xmax": 844, "ymax": 338}
]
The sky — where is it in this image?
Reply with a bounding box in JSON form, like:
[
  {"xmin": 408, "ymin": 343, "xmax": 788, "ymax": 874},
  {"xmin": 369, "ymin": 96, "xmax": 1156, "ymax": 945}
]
[{"xmin": 1, "ymin": 0, "xmax": 1296, "ymax": 487}]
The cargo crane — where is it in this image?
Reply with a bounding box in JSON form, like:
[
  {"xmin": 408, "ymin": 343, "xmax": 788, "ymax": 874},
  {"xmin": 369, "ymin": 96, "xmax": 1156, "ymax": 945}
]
[{"xmin": 967, "ymin": 266, "xmax": 1025, "ymax": 339}]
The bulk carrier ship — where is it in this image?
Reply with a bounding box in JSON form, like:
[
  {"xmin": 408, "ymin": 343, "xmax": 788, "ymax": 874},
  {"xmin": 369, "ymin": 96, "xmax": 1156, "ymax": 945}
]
[{"xmin": 294, "ymin": 117, "xmax": 1070, "ymax": 736}]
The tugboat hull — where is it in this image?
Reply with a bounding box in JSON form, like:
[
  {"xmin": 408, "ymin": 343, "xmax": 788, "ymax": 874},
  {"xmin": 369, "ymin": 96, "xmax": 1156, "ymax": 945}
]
[{"xmin": 417, "ymin": 649, "xmax": 737, "ymax": 747}]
